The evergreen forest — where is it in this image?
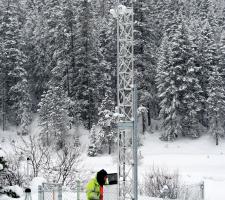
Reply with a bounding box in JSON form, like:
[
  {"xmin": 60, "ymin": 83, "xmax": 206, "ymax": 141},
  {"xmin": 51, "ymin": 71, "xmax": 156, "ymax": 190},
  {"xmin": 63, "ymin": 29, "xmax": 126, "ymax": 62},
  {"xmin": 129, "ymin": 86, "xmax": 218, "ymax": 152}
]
[{"xmin": 0, "ymin": 0, "xmax": 225, "ymax": 148}]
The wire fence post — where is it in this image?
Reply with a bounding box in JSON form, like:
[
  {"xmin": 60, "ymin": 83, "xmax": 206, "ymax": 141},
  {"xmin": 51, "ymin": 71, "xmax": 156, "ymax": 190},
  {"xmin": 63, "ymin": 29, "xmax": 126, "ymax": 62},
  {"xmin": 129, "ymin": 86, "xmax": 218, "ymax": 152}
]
[
  {"xmin": 77, "ymin": 180, "xmax": 80, "ymax": 200},
  {"xmin": 58, "ymin": 185, "xmax": 62, "ymax": 200},
  {"xmin": 38, "ymin": 185, "xmax": 43, "ymax": 200},
  {"xmin": 200, "ymin": 181, "xmax": 204, "ymax": 200}
]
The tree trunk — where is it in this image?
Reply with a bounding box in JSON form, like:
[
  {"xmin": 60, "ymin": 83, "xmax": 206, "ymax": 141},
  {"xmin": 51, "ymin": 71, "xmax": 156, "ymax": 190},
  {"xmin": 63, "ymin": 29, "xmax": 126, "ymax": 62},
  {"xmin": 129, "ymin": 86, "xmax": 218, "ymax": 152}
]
[
  {"xmin": 2, "ymin": 81, "xmax": 6, "ymax": 131},
  {"xmin": 216, "ymin": 116, "xmax": 219, "ymax": 146},
  {"xmin": 108, "ymin": 139, "xmax": 111, "ymax": 155},
  {"xmin": 142, "ymin": 113, "xmax": 145, "ymax": 134},
  {"xmin": 216, "ymin": 133, "xmax": 219, "ymax": 146},
  {"xmin": 88, "ymin": 89, "xmax": 92, "ymax": 130},
  {"xmin": 148, "ymin": 103, "xmax": 151, "ymax": 126}
]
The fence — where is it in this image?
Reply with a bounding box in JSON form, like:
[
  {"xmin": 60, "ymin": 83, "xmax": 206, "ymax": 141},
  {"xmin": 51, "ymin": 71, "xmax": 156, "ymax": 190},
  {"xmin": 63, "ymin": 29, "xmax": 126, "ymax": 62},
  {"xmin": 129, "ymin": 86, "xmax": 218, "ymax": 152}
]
[
  {"xmin": 37, "ymin": 181, "xmax": 117, "ymax": 200},
  {"xmin": 62, "ymin": 181, "xmax": 86, "ymax": 200},
  {"xmin": 38, "ymin": 183, "xmax": 62, "ymax": 200},
  {"xmin": 38, "ymin": 181, "xmax": 86, "ymax": 200},
  {"xmin": 37, "ymin": 181, "xmax": 204, "ymax": 200},
  {"xmin": 178, "ymin": 182, "xmax": 204, "ymax": 200}
]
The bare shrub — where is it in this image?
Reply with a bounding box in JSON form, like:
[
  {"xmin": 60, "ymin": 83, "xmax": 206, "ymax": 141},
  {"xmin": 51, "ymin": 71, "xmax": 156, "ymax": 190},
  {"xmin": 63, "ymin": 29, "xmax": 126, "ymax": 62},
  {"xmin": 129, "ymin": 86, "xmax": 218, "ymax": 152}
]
[
  {"xmin": 143, "ymin": 167, "xmax": 179, "ymax": 199},
  {"xmin": 11, "ymin": 135, "xmax": 50, "ymax": 177},
  {"xmin": 43, "ymin": 139, "xmax": 82, "ymax": 186},
  {"xmin": 3, "ymin": 154, "xmax": 26, "ymax": 187}
]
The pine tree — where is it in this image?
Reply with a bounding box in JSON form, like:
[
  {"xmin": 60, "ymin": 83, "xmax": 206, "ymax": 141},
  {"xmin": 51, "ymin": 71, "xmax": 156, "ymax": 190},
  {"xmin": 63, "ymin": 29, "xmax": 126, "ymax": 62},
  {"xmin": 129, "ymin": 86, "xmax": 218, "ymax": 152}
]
[
  {"xmin": 0, "ymin": 156, "xmax": 7, "ymax": 171},
  {"xmin": 157, "ymin": 14, "xmax": 203, "ymax": 140},
  {"xmin": 156, "ymin": 35, "xmax": 171, "ymax": 138},
  {"xmin": 138, "ymin": 105, "xmax": 148, "ymax": 134},
  {"xmin": 139, "ymin": 0, "xmax": 171, "ymax": 120},
  {"xmin": 38, "ymin": 90, "xmax": 51, "ymax": 145},
  {"xmin": 198, "ymin": 0, "xmax": 212, "ymax": 22},
  {"xmin": 93, "ymin": 0, "xmax": 119, "ymax": 128},
  {"xmin": 219, "ymin": 30, "xmax": 225, "ymax": 78},
  {"xmin": 10, "ymin": 67, "xmax": 32, "ymax": 135},
  {"xmin": 88, "ymin": 125, "xmax": 98, "ymax": 157},
  {"xmin": 60, "ymin": 0, "xmax": 79, "ymax": 96},
  {"xmin": 97, "ymin": 91, "xmax": 117, "ymax": 154},
  {"xmin": 70, "ymin": 0, "xmax": 100, "ymax": 130},
  {"xmin": 134, "ymin": 0, "xmax": 159, "ymax": 121},
  {"xmin": 38, "ymin": 61, "xmax": 71, "ymax": 150},
  {"xmin": 207, "ymin": 29, "xmax": 225, "ymax": 145},
  {"xmin": 0, "ymin": 156, "xmax": 8, "ymax": 187},
  {"xmin": 25, "ymin": 0, "xmax": 69, "ymax": 107},
  {"xmin": 178, "ymin": 21, "xmax": 204, "ymax": 138},
  {"xmin": 22, "ymin": 0, "xmax": 49, "ymax": 106},
  {"xmin": 196, "ymin": 20, "xmax": 217, "ymax": 127},
  {"xmin": 157, "ymin": 33, "xmax": 182, "ymax": 141},
  {"xmin": 0, "ymin": 0, "xmax": 26, "ymax": 129},
  {"xmin": 97, "ymin": 8, "xmax": 117, "ymax": 104},
  {"xmin": 207, "ymin": 53, "xmax": 225, "ymax": 145}
]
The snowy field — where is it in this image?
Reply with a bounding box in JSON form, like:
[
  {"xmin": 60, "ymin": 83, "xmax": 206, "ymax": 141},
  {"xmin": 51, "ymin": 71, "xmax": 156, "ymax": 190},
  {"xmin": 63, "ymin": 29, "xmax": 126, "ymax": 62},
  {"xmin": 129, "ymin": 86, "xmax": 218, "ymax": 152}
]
[
  {"xmin": 78, "ymin": 131, "xmax": 225, "ymax": 200},
  {"xmin": 1, "ymin": 122, "xmax": 225, "ymax": 200}
]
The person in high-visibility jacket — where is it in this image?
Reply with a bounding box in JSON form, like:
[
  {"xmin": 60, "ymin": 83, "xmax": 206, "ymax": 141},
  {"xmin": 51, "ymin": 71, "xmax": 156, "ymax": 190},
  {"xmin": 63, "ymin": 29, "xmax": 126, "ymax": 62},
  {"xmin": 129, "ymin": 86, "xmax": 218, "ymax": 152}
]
[{"xmin": 86, "ymin": 169, "xmax": 108, "ymax": 200}]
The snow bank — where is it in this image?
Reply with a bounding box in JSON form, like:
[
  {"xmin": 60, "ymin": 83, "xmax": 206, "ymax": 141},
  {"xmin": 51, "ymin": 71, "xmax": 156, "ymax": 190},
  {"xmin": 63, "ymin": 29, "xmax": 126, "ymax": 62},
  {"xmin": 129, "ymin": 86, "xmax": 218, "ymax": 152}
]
[
  {"xmin": 0, "ymin": 149, "xmax": 5, "ymax": 157},
  {"xmin": 24, "ymin": 177, "xmax": 47, "ymax": 200},
  {"xmin": 205, "ymin": 179, "xmax": 225, "ymax": 200},
  {"xmin": 0, "ymin": 185, "xmax": 23, "ymax": 198},
  {"xmin": 139, "ymin": 132, "xmax": 225, "ymax": 182},
  {"xmin": 0, "ymin": 195, "xmax": 14, "ymax": 200}
]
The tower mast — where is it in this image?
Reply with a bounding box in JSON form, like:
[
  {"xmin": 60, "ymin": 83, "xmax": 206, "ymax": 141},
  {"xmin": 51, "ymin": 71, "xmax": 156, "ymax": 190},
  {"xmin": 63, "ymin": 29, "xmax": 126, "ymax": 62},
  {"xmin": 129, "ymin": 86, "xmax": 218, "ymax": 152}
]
[{"xmin": 115, "ymin": 1, "xmax": 138, "ymax": 199}]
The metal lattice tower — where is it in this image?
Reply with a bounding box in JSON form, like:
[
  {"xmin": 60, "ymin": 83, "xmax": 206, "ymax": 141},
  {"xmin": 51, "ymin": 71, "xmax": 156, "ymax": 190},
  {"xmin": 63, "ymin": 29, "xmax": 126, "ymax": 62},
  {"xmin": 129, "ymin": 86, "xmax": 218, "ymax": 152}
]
[
  {"xmin": 117, "ymin": 5, "xmax": 134, "ymax": 123},
  {"xmin": 113, "ymin": 1, "xmax": 138, "ymax": 200}
]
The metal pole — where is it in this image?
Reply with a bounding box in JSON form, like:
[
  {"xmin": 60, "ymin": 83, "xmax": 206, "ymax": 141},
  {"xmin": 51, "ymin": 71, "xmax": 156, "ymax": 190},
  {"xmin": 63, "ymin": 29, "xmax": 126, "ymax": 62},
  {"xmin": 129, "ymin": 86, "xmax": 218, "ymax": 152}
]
[
  {"xmin": 116, "ymin": 2, "xmax": 123, "ymax": 199},
  {"xmin": 38, "ymin": 185, "xmax": 42, "ymax": 200},
  {"xmin": 58, "ymin": 185, "xmax": 62, "ymax": 200},
  {"xmin": 123, "ymin": 131, "xmax": 126, "ymax": 200},
  {"xmin": 42, "ymin": 185, "xmax": 44, "ymax": 200},
  {"xmin": 27, "ymin": 157, "xmax": 30, "ymax": 177},
  {"xmin": 53, "ymin": 190, "xmax": 55, "ymax": 200},
  {"xmin": 77, "ymin": 180, "xmax": 80, "ymax": 200},
  {"xmin": 118, "ymin": 131, "xmax": 121, "ymax": 200},
  {"xmin": 132, "ymin": 85, "xmax": 138, "ymax": 200},
  {"xmin": 201, "ymin": 181, "xmax": 204, "ymax": 200}
]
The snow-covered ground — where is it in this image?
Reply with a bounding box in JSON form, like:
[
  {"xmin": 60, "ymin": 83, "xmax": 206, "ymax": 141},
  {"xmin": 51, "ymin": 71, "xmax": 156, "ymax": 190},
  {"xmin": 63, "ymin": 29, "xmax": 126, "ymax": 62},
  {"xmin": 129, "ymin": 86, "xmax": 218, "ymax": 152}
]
[
  {"xmin": 77, "ymin": 126, "xmax": 225, "ymax": 200},
  {"xmin": 140, "ymin": 133, "xmax": 225, "ymax": 182},
  {"xmin": 1, "ymin": 122, "xmax": 225, "ymax": 199},
  {"xmin": 139, "ymin": 133, "xmax": 225, "ymax": 200}
]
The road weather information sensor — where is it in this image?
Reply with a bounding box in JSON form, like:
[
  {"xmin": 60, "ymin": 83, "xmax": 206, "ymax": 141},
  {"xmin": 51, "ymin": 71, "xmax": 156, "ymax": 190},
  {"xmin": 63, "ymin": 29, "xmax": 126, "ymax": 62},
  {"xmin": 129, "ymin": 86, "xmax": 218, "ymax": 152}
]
[{"xmin": 103, "ymin": 173, "xmax": 118, "ymax": 200}]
